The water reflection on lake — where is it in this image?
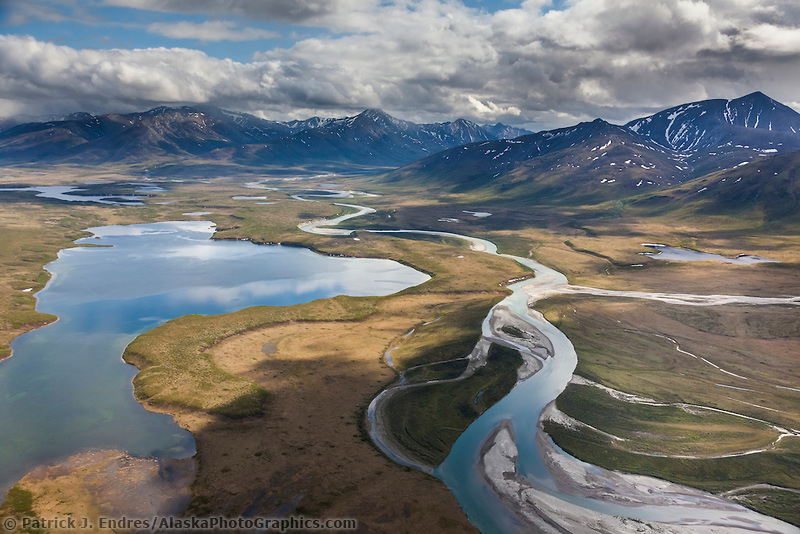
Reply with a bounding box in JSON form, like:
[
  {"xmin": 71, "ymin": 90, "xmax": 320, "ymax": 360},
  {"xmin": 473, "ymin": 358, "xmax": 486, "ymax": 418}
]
[{"xmin": 0, "ymin": 221, "xmax": 429, "ymax": 494}]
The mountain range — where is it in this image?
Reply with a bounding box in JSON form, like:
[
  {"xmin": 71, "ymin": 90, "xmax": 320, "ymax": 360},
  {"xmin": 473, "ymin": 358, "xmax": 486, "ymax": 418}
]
[
  {"xmin": 382, "ymin": 92, "xmax": 800, "ymax": 209},
  {"xmin": 0, "ymin": 106, "xmax": 530, "ymax": 168},
  {"xmin": 2, "ymin": 91, "xmax": 799, "ymax": 220}
]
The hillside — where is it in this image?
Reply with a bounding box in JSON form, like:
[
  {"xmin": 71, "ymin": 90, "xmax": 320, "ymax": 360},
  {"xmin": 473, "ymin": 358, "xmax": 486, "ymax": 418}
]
[
  {"xmin": 0, "ymin": 106, "xmax": 291, "ymax": 164},
  {"xmin": 379, "ymin": 92, "xmax": 800, "ymax": 207},
  {"xmin": 207, "ymin": 109, "xmax": 506, "ymax": 168},
  {"xmin": 632, "ymin": 150, "xmax": 800, "ymax": 223},
  {"xmin": 382, "ymin": 119, "xmax": 687, "ymax": 203}
]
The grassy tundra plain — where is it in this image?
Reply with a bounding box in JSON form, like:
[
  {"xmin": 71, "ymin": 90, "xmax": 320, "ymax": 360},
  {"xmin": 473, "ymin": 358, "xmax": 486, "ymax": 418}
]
[{"xmin": 1, "ymin": 165, "xmax": 799, "ymax": 529}]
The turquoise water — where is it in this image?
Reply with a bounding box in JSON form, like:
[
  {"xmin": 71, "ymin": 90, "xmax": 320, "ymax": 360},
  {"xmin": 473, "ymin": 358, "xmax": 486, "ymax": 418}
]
[
  {"xmin": 357, "ymin": 228, "xmax": 797, "ymax": 533},
  {"xmin": 0, "ymin": 221, "xmax": 429, "ymax": 494}
]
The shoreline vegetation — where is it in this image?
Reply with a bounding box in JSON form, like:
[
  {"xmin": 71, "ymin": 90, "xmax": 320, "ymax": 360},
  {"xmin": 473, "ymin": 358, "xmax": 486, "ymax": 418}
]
[{"xmin": 1, "ymin": 167, "xmax": 799, "ymax": 530}]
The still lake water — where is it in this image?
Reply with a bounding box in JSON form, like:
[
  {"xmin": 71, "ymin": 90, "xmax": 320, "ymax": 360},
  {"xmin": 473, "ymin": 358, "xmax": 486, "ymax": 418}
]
[
  {"xmin": 640, "ymin": 244, "xmax": 780, "ymax": 264},
  {"xmin": 0, "ymin": 221, "xmax": 429, "ymax": 494}
]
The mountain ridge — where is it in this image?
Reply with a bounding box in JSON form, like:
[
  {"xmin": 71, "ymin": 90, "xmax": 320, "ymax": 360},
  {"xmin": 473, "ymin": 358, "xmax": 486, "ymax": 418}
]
[
  {"xmin": 381, "ymin": 118, "xmax": 688, "ymax": 203},
  {"xmin": 0, "ymin": 106, "xmax": 532, "ymax": 168},
  {"xmin": 377, "ymin": 92, "xmax": 800, "ymax": 205},
  {"xmin": 2, "ymin": 92, "xmax": 799, "ymax": 216}
]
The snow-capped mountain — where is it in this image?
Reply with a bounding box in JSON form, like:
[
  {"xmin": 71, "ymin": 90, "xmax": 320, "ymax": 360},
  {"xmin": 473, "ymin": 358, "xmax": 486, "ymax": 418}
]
[
  {"xmin": 626, "ymin": 92, "xmax": 800, "ymax": 175},
  {"xmin": 216, "ymin": 109, "xmax": 504, "ymax": 167},
  {"xmin": 380, "ymin": 92, "xmax": 800, "ymax": 203},
  {"xmin": 1, "ymin": 92, "xmax": 798, "ymax": 199}
]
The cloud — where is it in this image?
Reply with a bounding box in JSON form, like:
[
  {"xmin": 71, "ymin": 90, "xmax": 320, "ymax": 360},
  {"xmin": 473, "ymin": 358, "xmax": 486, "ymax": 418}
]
[
  {"xmin": 3, "ymin": 0, "xmax": 800, "ymax": 129},
  {"xmin": 1, "ymin": 0, "xmax": 97, "ymax": 26},
  {"xmin": 0, "ymin": 35, "xmax": 251, "ymax": 111},
  {"xmin": 467, "ymin": 96, "xmax": 521, "ymax": 117},
  {"xmin": 102, "ymin": 0, "xmax": 379, "ymax": 25},
  {"xmin": 740, "ymin": 24, "xmax": 800, "ymax": 55},
  {"xmin": 147, "ymin": 20, "xmax": 279, "ymax": 42}
]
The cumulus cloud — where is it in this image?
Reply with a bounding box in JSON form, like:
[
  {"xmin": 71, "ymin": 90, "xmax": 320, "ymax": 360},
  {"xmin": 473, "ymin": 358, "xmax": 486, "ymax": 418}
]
[
  {"xmin": 739, "ymin": 24, "xmax": 800, "ymax": 55},
  {"xmin": 3, "ymin": 0, "xmax": 800, "ymax": 129},
  {"xmin": 0, "ymin": 36, "xmax": 253, "ymax": 111},
  {"xmin": 147, "ymin": 20, "xmax": 279, "ymax": 42}
]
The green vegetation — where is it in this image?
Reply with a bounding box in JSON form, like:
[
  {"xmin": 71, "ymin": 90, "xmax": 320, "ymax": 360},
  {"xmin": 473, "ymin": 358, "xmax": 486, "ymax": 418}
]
[
  {"xmin": 0, "ymin": 486, "xmax": 42, "ymax": 533},
  {"xmin": 0, "ymin": 486, "xmax": 35, "ymax": 518},
  {"xmin": 563, "ymin": 240, "xmax": 619, "ymax": 266},
  {"xmin": 543, "ymin": 420, "xmax": 800, "ymax": 496},
  {"xmin": 729, "ymin": 487, "xmax": 800, "ymax": 527},
  {"xmin": 403, "ymin": 358, "xmax": 469, "ymax": 384},
  {"xmin": 383, "ymin": 343, "xmax": 523, "ymax": 466},
  {"xmin": 125, "ymin": 296, "xmax": 378, "ymax": 418},
  {"xmin": 555, "ymin": 384, "xmax": 780, "ymax": 457},
  {"xmin": 538, "ymin": 294, "xmax": 800, "ymax": 525},
  {"xmin": 539, "ymin": 296, "xmax": 800, "ymax": 427},
  {"xmin": 390, "ymin": 295, "xmax": 503, "ymax": 370}
]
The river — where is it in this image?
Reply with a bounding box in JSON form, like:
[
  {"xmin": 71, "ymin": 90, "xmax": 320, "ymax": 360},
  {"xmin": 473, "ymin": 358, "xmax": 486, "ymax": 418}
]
[{"xmin": 303, "ymin": 208, "xmax": 800, "ymax": 533}]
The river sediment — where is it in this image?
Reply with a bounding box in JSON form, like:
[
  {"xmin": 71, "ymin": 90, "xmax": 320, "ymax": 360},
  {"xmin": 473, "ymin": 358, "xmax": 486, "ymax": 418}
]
[{"xmin": 306, "ymin": 204, "xmax": 800, "ymax": 533}]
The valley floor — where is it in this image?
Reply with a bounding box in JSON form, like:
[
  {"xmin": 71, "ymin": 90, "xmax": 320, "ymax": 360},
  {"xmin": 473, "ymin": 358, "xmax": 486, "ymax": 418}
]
[{"xmin": 1, "ymin": 166, "xmax": 799, "ymax": 531}]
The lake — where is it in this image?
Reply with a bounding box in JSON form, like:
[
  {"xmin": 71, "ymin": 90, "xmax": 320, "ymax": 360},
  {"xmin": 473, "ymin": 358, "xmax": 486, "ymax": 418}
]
[
  {"xmin": 640, "ymin": 244, "xmax": 779, "ymax": 264},
  {"xmin": 0, "ymin": 221, "xmax": 429, "ymax": 494}
]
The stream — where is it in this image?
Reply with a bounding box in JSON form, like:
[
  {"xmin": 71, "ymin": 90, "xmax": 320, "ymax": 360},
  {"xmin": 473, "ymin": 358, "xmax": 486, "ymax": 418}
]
[{"xmin": 302, "ymin": 205, "xmax": 800, "ymax": 534}]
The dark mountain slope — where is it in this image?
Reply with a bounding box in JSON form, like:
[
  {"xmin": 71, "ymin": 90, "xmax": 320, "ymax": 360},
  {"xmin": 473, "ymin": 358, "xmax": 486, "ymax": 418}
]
[
  {"xmin": 632, "ymin": 150, "xmax": 800, "ymax": 223},
  {"xmin": 627, "ymin": 92, "xmax": 800, "ymax": 176},
  {"xmin": 0, "ymin": 106, "xmax": 294, "ymax": 163},
  {"xmin": 383, "ymin": 119, "xmax": 687, "ymax": 203},
  {"xmin": 0, "ymin": 107, "xmax": 525, "ymax": 168}
]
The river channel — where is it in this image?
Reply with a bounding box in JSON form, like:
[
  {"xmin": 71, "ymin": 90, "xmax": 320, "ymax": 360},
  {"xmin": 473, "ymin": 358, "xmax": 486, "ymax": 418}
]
[{"xmin": 303, "ymin": 206, "xmax": 800, "ymax": 533}]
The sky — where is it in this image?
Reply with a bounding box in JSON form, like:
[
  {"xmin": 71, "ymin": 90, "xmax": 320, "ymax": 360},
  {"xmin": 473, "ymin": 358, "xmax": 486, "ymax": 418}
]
[{"xmin": 2, "ymin": 0, "xmax": 800, "ymax": 130}]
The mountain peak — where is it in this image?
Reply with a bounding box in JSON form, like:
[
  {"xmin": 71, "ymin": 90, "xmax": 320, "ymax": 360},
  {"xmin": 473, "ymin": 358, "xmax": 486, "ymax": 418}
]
[
  {"xmin": 737, "ymin": 90, "xmax": 771, "ymax": 102},
  {"xmin": 723, "ymin": 91, "xmax": 799, "ymax": 130},
  {"xmin": 353, "ymin": 108, "xmax": 408, "ymax": 130},
  {"xmin": 626, "ymin": 91, "xmax": 800, "ymax": 150},
  {"xmin": 583, "ymin": 118, "xmax": 616, "ymax": 132},
  {"xmin": 360, "ymin": 108, "xmax": 393, "ymax": 120},
  {"xmin": 728, "ymin": 91, "xmax": 783, "ymax": 111}
]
